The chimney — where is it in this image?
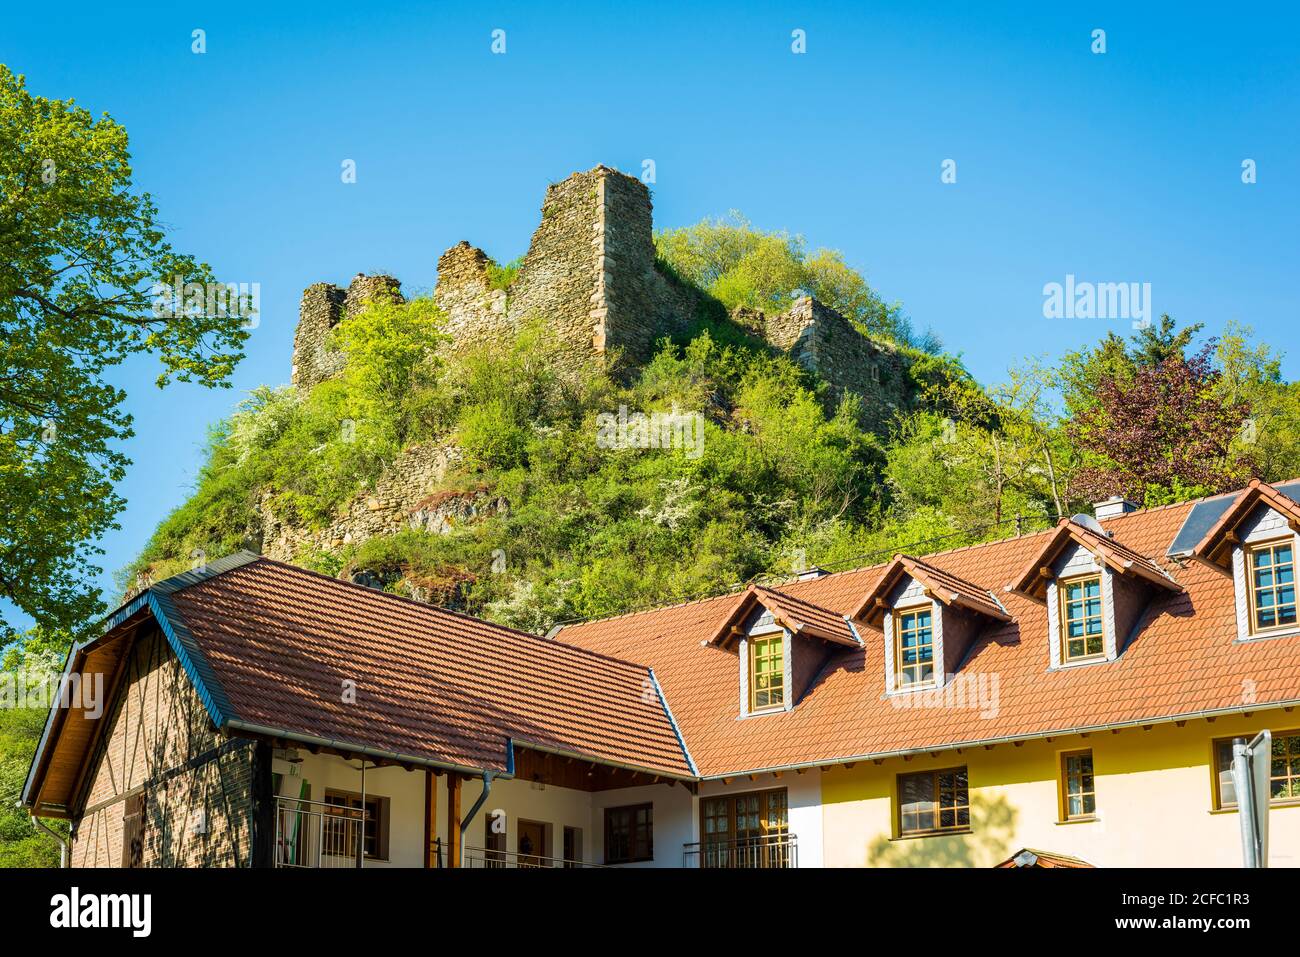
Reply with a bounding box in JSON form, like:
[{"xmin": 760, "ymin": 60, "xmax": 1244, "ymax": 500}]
[
  {"xmin": 1093, "ymin": 496, "xmax": 1138, "ymax": 520},
  {"xmin": 795, "ymin": 566, "xmax": 830, "ymax": 581}
]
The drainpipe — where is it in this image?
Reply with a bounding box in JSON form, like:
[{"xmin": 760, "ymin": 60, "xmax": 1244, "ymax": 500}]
[
  {"xmin": 458, "ymin": 771, "xmax": 495, "ymax": 863},
  {"xmin": 456, "ymin": 741, "xmax": 513, "ymax": 865},
  {"xmin": 32, "ymin": 815, "xmax": 68, "ymax": 868}
]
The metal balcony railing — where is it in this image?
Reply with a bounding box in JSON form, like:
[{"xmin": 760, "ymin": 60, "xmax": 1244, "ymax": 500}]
[
  {"xmin": 682, "ymin": 834, "xmax": 798, "ymax": 868},
  {"xmin": 462, "ymin": 844, "xmax": 605, "ymax": 868},
  {"xmin": 274, "ymin": 796, "xmax": 370, "ymax": 868}
]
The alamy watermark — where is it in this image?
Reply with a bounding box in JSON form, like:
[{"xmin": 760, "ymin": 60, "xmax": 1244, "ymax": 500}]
[
  {"xmin": 1, "ymin": 669, "xmax": 105, "ymax": 719},
  {"xmin": 1042, "ymin": 274, "xmax": 1151, "ymax": 329},
  {"xmin": 596, "ymin": 404, "xmax": 705, "ymax": 459},
  {"xmin": 151, "ymin": 275, "xmax": 260, "ymax": 328},
  {"xmin": 889, "ymin": 671, "xmax": 1000, "ymax": 719}
]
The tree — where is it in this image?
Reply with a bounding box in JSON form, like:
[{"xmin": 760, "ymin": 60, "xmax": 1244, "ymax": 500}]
[
  {"xmin": 654, "ymin": 213, "xmax": 927, "ymax": 346},
  {"xmin": 0, "ymin": 65, "xmax": 248, "ymax": 638},
  {"xmin": 1068, "ymin": 344, "xmax": 1253, "ymax": 504}
]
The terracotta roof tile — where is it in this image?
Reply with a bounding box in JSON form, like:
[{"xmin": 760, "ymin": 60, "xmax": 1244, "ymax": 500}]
[
  {"xmin": 165, "ymin": 559, "xmax": 693, "ymax": 776},
  {"xmin": 556, "ymin": 493, "xmax": 1300, "ymax": 776}
]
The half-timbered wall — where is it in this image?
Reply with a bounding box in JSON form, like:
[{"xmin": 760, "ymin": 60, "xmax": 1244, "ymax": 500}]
[{"xmin": 69, "ymin": 627, "xmax": 257, "ymax": 867}]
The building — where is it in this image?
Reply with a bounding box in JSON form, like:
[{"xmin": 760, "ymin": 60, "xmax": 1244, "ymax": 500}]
[{"xmin": 22, "ymin": 479, "xmax": 1300, "ymax": 867}]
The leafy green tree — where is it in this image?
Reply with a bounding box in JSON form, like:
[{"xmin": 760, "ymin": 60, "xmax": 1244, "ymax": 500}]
[
  {"xmin": 655, "ymin": 213, "xmax": 926, "ymax": 346},
  {"xmin": 0, "ymin": 65, "xmax": 247, "ymax": 638}
]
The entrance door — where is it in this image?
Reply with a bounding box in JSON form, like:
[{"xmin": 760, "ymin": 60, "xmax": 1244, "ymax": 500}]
[{"xmin": 517, "ymin": 820, "xmax": 547, "ymax": 868}]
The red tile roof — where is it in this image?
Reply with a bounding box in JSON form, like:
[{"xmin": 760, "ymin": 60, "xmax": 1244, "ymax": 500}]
[
  {"xmin": 1007, "ymin": 518, "xmax": 1182, "ymax": 601},
  {"xmin": 157, "ymin": 558, "xmax": 693, "ymax": 777},
  {"xmin": 556, "ymin": 487, "xmax": 1300, "ymax": 777}
]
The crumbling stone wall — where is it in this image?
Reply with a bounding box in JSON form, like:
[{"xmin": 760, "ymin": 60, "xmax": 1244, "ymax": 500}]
[
  {"xmin": 259, "ymin": 442, "xmax": 505, "ymax": 563},
  {"xmin": 430, "ymin": 166, "xmax": 700, "ymax": 372},
  {"xmin": 291, "ymin": 273, "xmax": 403, "ymax": 388},
  {"xmin": 765, "ymin": 296, "xmax": 911, "ymax": 430}
]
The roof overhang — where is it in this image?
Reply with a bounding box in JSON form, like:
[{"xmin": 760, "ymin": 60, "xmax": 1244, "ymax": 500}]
[
  {"xmin": 707, "ymin": 586, "xmax": 858, "ymax": 650},
  {"xmin": 1007, "ymin": 521, "xmax": 1181, "ymax": 603},
  {"xmin": 852, "ymin": 555, "xmax": 1011, "ymax": 627},
  {"xmin": 1189, "ymin": 479, "xmax": 1300, "ymax": 569}
]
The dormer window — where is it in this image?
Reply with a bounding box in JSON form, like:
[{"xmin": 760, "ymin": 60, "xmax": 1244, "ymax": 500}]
[
  {"xmin": 1247, "ymin": 540, "xmax": 1296, "ymax": 635},
  {"xmin": 1009, "ymin": 517, "xmax": 1181, "ymax": 668},
  {"xmin": 855, "ymin": 555, "xmax": 1011, "ymax": 697},
  {"xmin": 1059, "ymin": 574, "xmax": 1104, "ymax": 663},
  {"xmin": 1182, "ymin": 479, "xmax": 1300, "ymax": 642},
  {"xmin": 894, "ymin": 608, "xmax": 935, "ymax": 689},
  {"xmin": 749, "ymin": 634, "xmax": 785, "ymax": 711},
  {"xmin": 708, "ymin": 585, "xmax": 859, "ymax": 718}
]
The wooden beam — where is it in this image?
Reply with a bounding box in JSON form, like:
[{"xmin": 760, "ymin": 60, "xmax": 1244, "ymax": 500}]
[{"xmin": 446, "ymin": 773, "xmax": 463, "ymax": 869}]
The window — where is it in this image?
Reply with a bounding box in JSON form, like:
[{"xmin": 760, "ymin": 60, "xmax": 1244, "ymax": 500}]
[
  {"xmin": 749, "ymin": 634, "xmax": 784, "ymax": 711},
  {"xmin": 563, "ymin": 826, "xmax": 583, "ymax": 869},
  {"xmin": 1060, "ymin": 575, "xmax": 1104, "ymax": 662},
  {"xmin": 1247, "ymin": 540, "xmax": 1297, "ymax": 634},
  {"xmin": 1059, "ymin": 750, "xmax": 1096, "ymax": 820},
  {"xmin": 894, "ymin": 607, "xmax": 934, "ymax": 688},
  {"xmin": 604, "ymin": 803, "xmax": 653, "ymax": 864},
  {"xmin": 700, "ymin": 789, "xmax": 791, "ymax": 868},
  {"xmin": 323, "ymin": 790, "xmax": 390, "ymax": 860},
  {"xmin": 897, "ymin": 767, "xmax": 969, "ymax": 836},
  {"xmin": 1213, "ymin": 732, "xmax": 1300, "ymax": 809}
]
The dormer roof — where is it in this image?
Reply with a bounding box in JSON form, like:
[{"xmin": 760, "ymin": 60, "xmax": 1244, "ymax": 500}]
[
  {"xmin": 1188, "ymin": 479, "xmax": 1300, "ymax": 569},
  {"xmin": 709, "ymin": 585, "xmax": 859, "ymax": 650},
  {"xmin": 1007, "ymin": 518, "xmax": 1181, "ymax": 602},
  {"xmin": 852, "ymin": 554, "xmax": 1011, "ymax": 627}
]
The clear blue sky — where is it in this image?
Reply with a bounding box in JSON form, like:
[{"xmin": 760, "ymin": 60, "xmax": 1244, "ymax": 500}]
[{"xmin": 4, "ymin": 1, "xmax": 1297, "ymax": 630}]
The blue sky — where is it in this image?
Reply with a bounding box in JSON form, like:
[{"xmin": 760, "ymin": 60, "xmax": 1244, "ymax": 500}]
[{"xmin": 4, "ymin": 1, "xmax": 1297, "ymax": 630}]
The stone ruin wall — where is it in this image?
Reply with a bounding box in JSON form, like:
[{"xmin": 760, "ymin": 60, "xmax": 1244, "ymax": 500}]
[
  {"xmin": 764, "ymin": 296, "xmax": 911, "ymax": 432},
  {"xmin": 290, "ymin": 274, "xmax": 404, "ymax": 388},
  {"xmin": 258, "ymin": 442, "xmax": 506, "ymax": 565},
  {"xmin": 275, "ymin": 165, "xmax": 913, "ymax": 573}
]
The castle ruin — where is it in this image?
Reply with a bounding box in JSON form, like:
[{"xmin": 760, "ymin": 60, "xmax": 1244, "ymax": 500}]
[{"xmin": 290, "ymin": 165, "xmax": 910, "ymax": 426}]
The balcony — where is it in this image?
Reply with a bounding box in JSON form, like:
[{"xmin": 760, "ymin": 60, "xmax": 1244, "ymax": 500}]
[
  {"xmin": 462, "ymin": 845, "xmax": 605, "ymax": 868},
  {"xmin": 683, "ymin": 834, "xmax": 798, "ymax": 868},
  {"xmin": 274, "ymin": 796, "xmax": 370, "ymax": 868}
]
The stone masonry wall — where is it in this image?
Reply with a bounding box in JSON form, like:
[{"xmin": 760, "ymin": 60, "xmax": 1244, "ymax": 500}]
[
  {"xmin": 765, "ymin": 296, "xmax": 911, "ymax": 430},
  {"xmin": 291, "ymin": 273, "xmax": 404, "ymax": 388},
  {"xmin": 259, "ymin": 442, "xmax": 506, "ymax": 564}
]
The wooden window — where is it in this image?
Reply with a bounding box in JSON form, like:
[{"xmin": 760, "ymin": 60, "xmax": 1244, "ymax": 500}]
[
  {"xmin": 897, "ymin": 767, "xmax": 969, "ymax": 836},
  {"xmin": 1060, "ymin": 574, "xmax": 1104, "ymax": 662},
  {"xmin": 1213, "ymin": 732, "xmax": 1300, "ymax": 809},
  {"xmin": 1059, "ymin": 749, "xmax": 1096, "ymax": 820},
  {"xmin": 1247, "ymin": 540, "xmax": 1297, "ymax": 634},
  {"xmin": 699, "ymin": 788, "xmax": 790, "ymax": 867},
  {"xmin": 749, "ymin": 634, "xmax": 784, "ymax": 711},
  {"xmin": 324, "ymin": 789, "xmax": 391, "ymax": 860},
  {"xmin": 894, "ymin": 607, "xmax": 934, "ymax": 688},
  {"xmin": 604, "ymin": 803, "xmax": 653, "ymax": 864},
  {"xmin": 121, "ymin": 791, "xmax": 145, "ymax": 867}
]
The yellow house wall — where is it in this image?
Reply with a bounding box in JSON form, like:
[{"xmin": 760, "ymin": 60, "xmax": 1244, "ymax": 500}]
[{"xmin": 821, "ymin": 711, "xmax": 1300, "ymax": 867}]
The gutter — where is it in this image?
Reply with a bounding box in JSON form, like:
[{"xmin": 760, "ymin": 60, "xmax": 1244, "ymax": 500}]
[
  {"xmin": 223, "ymin": 719, "xmax": 504, "ymax": 780},
  {"xmin": 516, "ymin": 739, "xmax": 696, "ymax": 782},
  {"xmin": 696, "ymin": 697, "xmax": 1300, "ymax": 780}
]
